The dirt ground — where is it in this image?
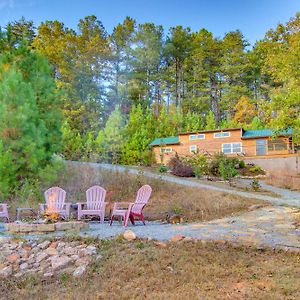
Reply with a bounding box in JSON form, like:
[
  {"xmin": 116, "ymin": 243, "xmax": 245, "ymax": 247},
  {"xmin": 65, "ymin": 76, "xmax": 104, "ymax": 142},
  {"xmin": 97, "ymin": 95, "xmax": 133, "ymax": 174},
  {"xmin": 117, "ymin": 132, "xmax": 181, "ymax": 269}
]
[{"xmin": 1, "ymin": 238, "xmax": 300, "ymax": 300}]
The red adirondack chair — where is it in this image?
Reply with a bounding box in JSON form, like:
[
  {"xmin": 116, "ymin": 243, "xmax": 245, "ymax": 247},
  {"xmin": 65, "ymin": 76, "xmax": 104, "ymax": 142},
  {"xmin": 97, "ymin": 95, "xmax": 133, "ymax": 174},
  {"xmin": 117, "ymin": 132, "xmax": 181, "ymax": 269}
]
[
  {"xmin": 110, "ymin": 185, "xmax": 152, "ymax": 227},
  {"xmin": 77, "ymin": 185, "xmax": 107, "ymax": 223},
  {"xmin": 40, "ymin": 187, "xmax": 71, "ymax": 219},
  {"xmin": 0, "ymin": 203, "xmax": 9, "ymax": 222}
]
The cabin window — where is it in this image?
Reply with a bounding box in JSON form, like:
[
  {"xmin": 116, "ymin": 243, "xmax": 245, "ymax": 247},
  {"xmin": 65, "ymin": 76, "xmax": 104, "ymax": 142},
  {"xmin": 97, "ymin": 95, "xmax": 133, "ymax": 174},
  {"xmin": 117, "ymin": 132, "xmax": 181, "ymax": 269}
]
[
  {"xmin": 190, "ymin": 145, "xmax": 197, "ymax": 153},
  {"xmin": 268, "ymin": 139, "xmax": 287, "ymax": 151},
  {"xmin": 222, "ymin": 143, "xmax": 242, "ymax": 154},
  {"xmin": 160, "ymin": 147, "xmax": 173, "ymax": 153},
  {"xmin": 189, "ymin": 134, "xmax": 205, "ymax": 140},
  {"xmin": 214, "ymin": 132, "xmax": 230, "ymax": 138}
]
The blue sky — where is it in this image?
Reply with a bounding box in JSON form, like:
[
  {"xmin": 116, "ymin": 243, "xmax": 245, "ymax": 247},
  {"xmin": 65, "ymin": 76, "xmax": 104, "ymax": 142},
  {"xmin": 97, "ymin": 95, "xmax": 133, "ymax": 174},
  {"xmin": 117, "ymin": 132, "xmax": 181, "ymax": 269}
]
[{"xmin": 0, "ymin": 0, "xmax": 299, "ymax": 45}]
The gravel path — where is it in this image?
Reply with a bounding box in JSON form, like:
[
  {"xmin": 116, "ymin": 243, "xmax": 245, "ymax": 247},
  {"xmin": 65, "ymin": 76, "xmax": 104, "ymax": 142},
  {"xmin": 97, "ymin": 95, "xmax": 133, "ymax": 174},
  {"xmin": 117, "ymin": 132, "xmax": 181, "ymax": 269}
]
[
  {"xmin": 239, "ymin": 178, "xmax": 300, "ymax": 201},
  {"xmin": 71, "ymin": 161, "xmax": 300, "ymax": 207},
  {"xmin": 1, "ymin": 207, "xmax": 300, "ymax": 251}
]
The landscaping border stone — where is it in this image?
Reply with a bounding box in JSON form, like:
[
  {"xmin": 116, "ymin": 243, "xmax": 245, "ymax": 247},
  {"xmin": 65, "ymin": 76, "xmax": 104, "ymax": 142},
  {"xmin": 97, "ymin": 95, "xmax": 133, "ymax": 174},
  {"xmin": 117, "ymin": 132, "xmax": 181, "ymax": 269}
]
[{"xmin": 4, "ymin": 221, "xmax": 88, "ymax": 234}]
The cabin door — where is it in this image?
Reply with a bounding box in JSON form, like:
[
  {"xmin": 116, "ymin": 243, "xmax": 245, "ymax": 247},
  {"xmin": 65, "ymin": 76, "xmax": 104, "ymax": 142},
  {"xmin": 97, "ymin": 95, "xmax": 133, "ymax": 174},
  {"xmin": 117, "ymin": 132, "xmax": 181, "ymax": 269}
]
[{"xmin": 256, "ymin": 140, "xmax": 266, "ymax": 156}]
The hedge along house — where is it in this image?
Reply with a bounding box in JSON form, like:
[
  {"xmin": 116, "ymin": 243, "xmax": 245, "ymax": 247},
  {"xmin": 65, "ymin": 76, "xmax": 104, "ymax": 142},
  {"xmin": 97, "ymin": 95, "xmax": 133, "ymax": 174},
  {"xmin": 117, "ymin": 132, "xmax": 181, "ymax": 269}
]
[{"xmin": 149, "ymin": 128, "xmax": 296, "ymax": 165}]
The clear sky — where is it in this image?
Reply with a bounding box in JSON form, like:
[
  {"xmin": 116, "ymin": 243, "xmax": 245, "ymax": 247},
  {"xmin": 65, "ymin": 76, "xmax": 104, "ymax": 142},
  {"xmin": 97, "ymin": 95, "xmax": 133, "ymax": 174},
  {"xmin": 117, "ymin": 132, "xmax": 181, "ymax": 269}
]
[{"xmin": 0, "ymin": 0, "xmax": 299, "ymax": 45}]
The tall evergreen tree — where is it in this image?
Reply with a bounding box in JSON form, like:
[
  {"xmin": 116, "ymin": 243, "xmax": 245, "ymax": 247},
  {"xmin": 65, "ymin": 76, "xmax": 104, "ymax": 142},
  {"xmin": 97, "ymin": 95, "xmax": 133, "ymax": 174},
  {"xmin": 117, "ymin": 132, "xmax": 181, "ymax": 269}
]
[
  {"xmin": 164, "ymin": 26, "xmax": 191, "ymax": 108},
  {"xmin": 109, "ymin": 17, "xmax": 136, "ymax": 111},
  {"xmin": 99, "ymin": 106, "xmax": 125, "ymax": 163},
  {"xmin": 0, "ymin": 45, "xmax": 63, "ymax": 196}
]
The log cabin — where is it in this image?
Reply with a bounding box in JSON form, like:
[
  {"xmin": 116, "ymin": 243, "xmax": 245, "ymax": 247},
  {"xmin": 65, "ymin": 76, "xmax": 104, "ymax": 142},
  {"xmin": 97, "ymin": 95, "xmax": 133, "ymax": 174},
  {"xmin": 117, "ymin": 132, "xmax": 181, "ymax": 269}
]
[{"xmin": 150, "ymin": 128, "xmax": 296, "ymax": 164}]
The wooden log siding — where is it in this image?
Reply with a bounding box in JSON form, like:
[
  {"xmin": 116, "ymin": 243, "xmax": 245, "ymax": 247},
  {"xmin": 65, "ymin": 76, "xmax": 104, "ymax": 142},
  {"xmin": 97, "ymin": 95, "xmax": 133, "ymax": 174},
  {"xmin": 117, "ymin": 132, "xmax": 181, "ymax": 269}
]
[{"xmin": 151, "ymin": 128, "xmax": 294, "ymax": 164}]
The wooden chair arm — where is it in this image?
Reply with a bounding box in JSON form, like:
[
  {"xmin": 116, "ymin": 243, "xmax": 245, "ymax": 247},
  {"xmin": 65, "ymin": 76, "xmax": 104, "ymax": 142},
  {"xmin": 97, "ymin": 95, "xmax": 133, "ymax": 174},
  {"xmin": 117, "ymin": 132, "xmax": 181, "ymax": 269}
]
[{"xmin": 113, "ymin": 202, "xmax": 134, "ymax": 210}]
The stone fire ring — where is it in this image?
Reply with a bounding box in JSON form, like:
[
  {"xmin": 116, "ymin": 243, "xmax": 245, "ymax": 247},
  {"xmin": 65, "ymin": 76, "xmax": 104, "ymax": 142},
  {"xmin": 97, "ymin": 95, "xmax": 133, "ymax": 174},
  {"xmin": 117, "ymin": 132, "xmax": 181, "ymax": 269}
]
[{"xmin": 5, "ymin": 221, "xmax": 89, "ymax": 234}]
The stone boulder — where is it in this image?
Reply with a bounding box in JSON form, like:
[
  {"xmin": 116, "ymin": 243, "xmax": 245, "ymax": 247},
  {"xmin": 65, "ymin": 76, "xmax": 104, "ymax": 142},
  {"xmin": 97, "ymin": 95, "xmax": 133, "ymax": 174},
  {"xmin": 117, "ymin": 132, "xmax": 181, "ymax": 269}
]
[
  {"xmin": 123, "ymin": 230, "xmax": 136, "ymax": 241},
  {"xmin": 170, "ymin": 235, "xmax": 185, "ymax": 242},
  {"xmin": 51, "ymin": 256, "xmax": 72, "ymax": 271},
  {"xmin": 0, "ymin": 266, "xmax": 13, "ymax": 278},
  {"xmin": 73, "ymin": 265, "xmax": 86, "ymax": 277}
]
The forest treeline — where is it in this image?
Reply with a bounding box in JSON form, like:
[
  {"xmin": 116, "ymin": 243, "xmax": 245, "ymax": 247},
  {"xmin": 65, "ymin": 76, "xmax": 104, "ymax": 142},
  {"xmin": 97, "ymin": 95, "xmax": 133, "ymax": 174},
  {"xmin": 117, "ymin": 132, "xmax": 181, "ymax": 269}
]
[{"xmin": 0, "ymin": 13, "xmax": 299, "ymax": 195}]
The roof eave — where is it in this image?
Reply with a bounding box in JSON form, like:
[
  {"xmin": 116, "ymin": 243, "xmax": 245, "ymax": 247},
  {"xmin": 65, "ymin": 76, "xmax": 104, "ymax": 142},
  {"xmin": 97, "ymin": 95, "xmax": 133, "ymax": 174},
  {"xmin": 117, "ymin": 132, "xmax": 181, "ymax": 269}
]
[
  {"xmin": 178, "ymin": 128, "xmax": 243, "ymax": 135},
  {"xmin": 150, "ymin": 142, "xmax": 180, "ymax": 147},
  {"xmin": 242, "ymin": 133, "xmax": 292, "ymax": 140}
]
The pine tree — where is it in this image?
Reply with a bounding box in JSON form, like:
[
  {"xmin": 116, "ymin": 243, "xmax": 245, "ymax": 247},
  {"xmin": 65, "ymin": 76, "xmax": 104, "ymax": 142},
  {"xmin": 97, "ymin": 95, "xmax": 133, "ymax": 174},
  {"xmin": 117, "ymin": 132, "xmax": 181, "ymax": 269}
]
[
  {"xmin": 100, "ymin": 106, "xmax": 125, "ymax": 163},
  {"xmin": 122, "ymin": 105, "xmax": 155, "ymax": 165},
  {"xmin": 250, "ymin": 117, "xmax": 265, "ymax": 130},
  {"xmin": 0, "ymin": 45, "xmax": 63, "ymax": 195},
  {"xmin": 182, "ymin": 111, "xmax": 204, "ymax": 132},
  {"xmin": 205, "ymin": 111, "xmax": 216, "ymax": 130},
  {"xmin": 61, "ymin": 121, "xmax": 83, "ymax": 160}
]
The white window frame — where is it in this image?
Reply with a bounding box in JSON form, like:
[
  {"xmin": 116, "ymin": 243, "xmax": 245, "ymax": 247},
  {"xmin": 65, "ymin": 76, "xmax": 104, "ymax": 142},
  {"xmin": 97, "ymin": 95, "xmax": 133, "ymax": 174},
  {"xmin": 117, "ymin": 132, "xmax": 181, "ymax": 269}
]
[
  {"xmin": 214, "ymin": 132, "xmax": 231, "ymax": 138},
  {"xmin": 221, "ymin": 142, "xmax": 242, "ymax": 154},
  {"xmin": 189, "ymin": 134, "xmax": 205, "ymax": 141},
  {"xmin": 160, "ymin": 147, "xmax": 173, "ymax": 153},
  {"xmin": 190, "ymin": 145, "xmax": 198, "ymax": 153}
]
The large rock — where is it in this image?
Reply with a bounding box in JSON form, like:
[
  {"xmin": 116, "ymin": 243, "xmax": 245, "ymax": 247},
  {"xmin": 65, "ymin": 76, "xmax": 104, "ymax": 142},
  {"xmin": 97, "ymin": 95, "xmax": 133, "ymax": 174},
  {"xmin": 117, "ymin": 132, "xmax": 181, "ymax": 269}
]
[
  {"xmin": 170, "ymin": 235, "xmax": 185, "ymax": 242},
  {"xmin": 6, "ymin": 253, "xmax": 20, "ymax": 263},
  {"xmin": 45, "ymin": 247, "xmax": 58, "ymax": 256},
  {"xmin": 75, "ymin": 257, "xmax": 91, "ymax": 267},
  {"xmin": 19, "ymin": 262, "xmax": 29, "ymax": 271},
  {"xmin": 51, "ymin": 256, "xmax": 71, "ymax": 271},
  {"xmin": 43, "ymin": 272, "xmax": 54, "ymax": 278},
  {"xmin": 49, "ymin": 242, "xmax": 58, "ymax": 249},
  {"xmin": 73, "ymin": 265, "xmax": 86, "ymax": 278},
  {"xmin": 85, "ymin": 245, "xmax": 97, "ymax": 255},
  {"xmin": 63, "ymin": 247, "xmax": 77, "ymax": 256},
  {"xmin": 123, "ymin": 230, "xmax": 136, "ymax": 241},
  {"xmin": 38, "ymin": 241, "xmax": 51, "ymax": 250},
  {"xmin": 0, "ymin": 266, "xmax": 13, "ymax": 278},
  {"xmin": 36, "ymin": 252, "xmax": 48, "ymax": 263}
]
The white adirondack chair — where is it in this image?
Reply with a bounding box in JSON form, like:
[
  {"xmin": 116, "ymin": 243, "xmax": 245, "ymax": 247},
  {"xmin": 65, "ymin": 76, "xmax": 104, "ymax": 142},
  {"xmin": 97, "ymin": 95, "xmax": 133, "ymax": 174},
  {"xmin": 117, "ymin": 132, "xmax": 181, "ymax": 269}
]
[
  {"xmin": 40, "ymin": 187, "xmax": 70, "ymax": 218},
  {"xmin": 0, "ymin": 203, "xmax": 9, "ymax": 222},
  {"xmin": 110, "ymin": 185, "xmax": 152, "ymax": 227},
  {"xmin": 77, "ymin": 186, "xmax": 107, "ymax": 223}
]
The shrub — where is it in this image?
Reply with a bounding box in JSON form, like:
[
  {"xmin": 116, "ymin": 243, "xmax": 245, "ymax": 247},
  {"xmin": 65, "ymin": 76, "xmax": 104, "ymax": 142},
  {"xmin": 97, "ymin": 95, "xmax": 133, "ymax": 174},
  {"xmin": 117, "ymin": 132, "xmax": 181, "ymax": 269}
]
[
  {"xmin": 183, "ymin": 154, "xmax": 209, "ymax": 178},
  {"xmin": 158, "ymin": 165, "xmax": 168, "ymax": 173},
  {"xmin": 208, "ymin": 154, "xmax": 238, "ymax": 183},
  {"xmin": 238, "ymin": 160, "xmax": 246, "ymax": 169},
  {"xmin": 209, "ymin": 154, "xmax": 239, "ymax": 177},
  {"xmin": 249, "ymin": 166, "xmax": 263, "ymax": 173},
  {"xmin": 219, "ymin": 159, "xmax": 238, "ymax": 182},
  {"xmin": 250, "ymin": 179, "xmax": 261, "ymax": 191},
  {"xmin": 168, "ymin": 157, "xmax": 194, "ymax": 177}
]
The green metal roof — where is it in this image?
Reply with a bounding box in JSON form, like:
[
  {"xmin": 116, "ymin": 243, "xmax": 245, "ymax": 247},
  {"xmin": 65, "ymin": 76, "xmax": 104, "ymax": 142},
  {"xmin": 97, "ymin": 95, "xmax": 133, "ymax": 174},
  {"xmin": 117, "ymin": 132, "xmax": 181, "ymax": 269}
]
[
  {"xmin": 149, "ymin": 136, "xmax": 179, "ymax": 146},
  {"xmin": 242, "ymin": 129, "xmax": 292, "ymax": 139}
]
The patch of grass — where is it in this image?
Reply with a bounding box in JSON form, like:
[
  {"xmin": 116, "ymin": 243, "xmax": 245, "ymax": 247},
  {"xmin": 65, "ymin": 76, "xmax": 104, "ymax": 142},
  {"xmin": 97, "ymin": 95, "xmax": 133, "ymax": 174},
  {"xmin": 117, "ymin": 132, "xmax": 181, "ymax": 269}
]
[
  {"xmin": 56, "ymin": 163, "xmax": 265, "ymax": 222},
  {"xmin": 265, "ymin": 174, "xmax": 300, "ymax": 191},
  {"xmin": 7, "ymin": 163, "xmax": 265, "ymax": 222},
  {"xmin": 1, "ymin": 239, "xmax": 300, "ymax": 299}
]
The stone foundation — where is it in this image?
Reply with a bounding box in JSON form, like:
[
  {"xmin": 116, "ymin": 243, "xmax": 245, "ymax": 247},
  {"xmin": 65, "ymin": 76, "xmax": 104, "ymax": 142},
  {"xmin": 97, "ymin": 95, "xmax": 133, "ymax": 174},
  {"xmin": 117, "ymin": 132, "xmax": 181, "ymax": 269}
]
[{"xmin": 5, "ymin": 221, "xmax": 89, "ymax": 234}]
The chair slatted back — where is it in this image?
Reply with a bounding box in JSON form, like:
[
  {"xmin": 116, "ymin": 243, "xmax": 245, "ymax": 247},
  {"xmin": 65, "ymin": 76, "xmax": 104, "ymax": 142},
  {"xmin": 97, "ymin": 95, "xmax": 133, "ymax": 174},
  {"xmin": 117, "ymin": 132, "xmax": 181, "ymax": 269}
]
[
  {"xmin": 131, "ymin": 185, "xmax": 152, "ymax": 214},
  {"xmin": 86, "ymin": 186, "xmax": 106, "ymax": 210},
  {"xmin": 44, "ymin": 187, "xmax": 66, "ymax": 212}
]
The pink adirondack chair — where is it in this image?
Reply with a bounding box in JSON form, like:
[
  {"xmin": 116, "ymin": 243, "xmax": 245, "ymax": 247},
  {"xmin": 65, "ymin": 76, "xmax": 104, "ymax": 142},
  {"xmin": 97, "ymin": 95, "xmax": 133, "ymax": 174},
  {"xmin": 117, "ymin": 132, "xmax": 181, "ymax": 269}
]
[
  {"xmin": 110, "ymin": 185, "xmax": 152, "ymax": 227},
  {"xmin": 0, "ymin": 203, "xmax": 9, "ymax": 222},
  {"xmin": 77, "ymin": 185, "xmax": 107, "ymax": 223},
  {"xmin": 40, "ymin": 187, "xmax": 70, "ymax": 219}
]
